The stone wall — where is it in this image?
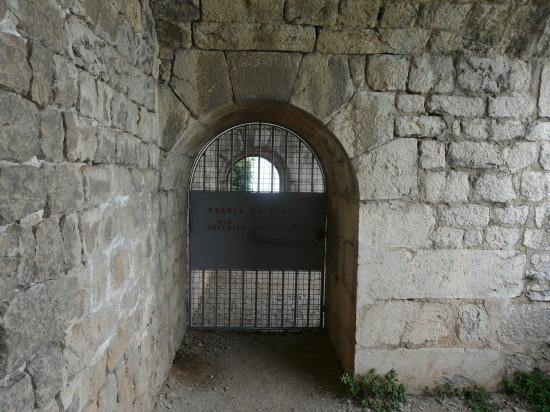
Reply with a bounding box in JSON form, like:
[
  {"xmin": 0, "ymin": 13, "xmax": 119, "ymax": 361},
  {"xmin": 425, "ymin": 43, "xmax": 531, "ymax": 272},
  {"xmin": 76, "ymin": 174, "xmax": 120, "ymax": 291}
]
[
  {"xmin": 1, "ymin": 0, "xmax": 549, "ymax": 410},
  {"xmin": 0, "ymin": 0, "xmax": 185, "ymax": 410},
  {"xmin": 155, "ymin": 0, "xmax": 550, "ymax": 394}
]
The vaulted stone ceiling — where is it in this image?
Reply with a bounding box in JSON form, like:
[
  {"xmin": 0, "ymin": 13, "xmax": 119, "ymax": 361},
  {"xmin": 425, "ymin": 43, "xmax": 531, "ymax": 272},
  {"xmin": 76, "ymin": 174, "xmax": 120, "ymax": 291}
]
[{"xmin": 151, "ymin": 0, "xmax": 550, "ymax": 61}]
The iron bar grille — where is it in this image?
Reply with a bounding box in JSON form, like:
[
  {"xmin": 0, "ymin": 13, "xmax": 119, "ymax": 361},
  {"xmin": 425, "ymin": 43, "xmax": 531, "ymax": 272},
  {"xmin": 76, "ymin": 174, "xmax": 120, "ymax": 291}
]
[
  {"xmin": 191, "ymin": 123, "xmax": 325, "ymax": 193},
  {"xmin": 189, "ymin": 123, "xmax": 326, "ymax": 330}
]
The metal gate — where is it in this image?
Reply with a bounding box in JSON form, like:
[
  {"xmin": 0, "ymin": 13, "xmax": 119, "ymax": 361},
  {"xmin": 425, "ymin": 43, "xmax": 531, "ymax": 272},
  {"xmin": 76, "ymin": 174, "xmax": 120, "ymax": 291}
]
[{"xmin": 188, "ymin": 122, "xmax": 326, "ymax": 330}]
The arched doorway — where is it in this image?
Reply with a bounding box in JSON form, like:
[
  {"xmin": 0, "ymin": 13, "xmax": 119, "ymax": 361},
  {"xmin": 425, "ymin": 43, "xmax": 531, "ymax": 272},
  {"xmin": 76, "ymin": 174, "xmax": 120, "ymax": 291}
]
[
  {"xmin": 188, "ymin": 122, "xmax": 327, "ymax": 330},
  {"xmin": 161, "ymin": 100, "xmax": 359, "ymax": 370}
]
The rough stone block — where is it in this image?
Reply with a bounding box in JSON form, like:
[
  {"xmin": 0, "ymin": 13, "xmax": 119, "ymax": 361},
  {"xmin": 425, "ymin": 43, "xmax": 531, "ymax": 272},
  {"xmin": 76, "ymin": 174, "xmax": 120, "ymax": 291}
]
[
  {"xmin": 440, "ymin": 205, "xmax": 490, "ymax": 227},
  {"xmin": 0, "ymin": 33, "xmax": 32, "ymax": 94},
  {"xmin": 27, "ymin": 344, "xmax": 65, "ymax": 408},
  {"xmin": 82, "ymin": 166, "xmax": 113, "ymax": 206},
  {"xmin": 157, "ymin": 84, "xmax": 190, "ymax": 151},
  {"xmin": 95, "ymin": 127, "xmax": 117, "ymax": 164},
  {"xmin": 473, "ymin": 174, "xmax": 515, "ymax": 202},
  {"xmin": 316, "ymin": 28, "xmax": 381, "ymax": 54},
  {"xmin": 39, "ymin": 108, "xmax": 64, "ymax": 163},
  {"xmin": 539, "ymin": 63, "xmax": 550, "ymax": 117},
  {"xmin": 328, "ymin": 90, "xmax": 394, "ymax": 157},
  {"xmin": 291, "ymin": 54, "xmax": 354, "ymax": 122},
  {"xmin": 448, "ymin": 142, "xmax": 504, "ymax": 168},
  {"xmin": 378, "ymin": 28, "xmax": 430, "ymax": 54},
  {"xmin": 431, "ymin": 227, "xmax": 463, "ymax": 248},
  {"xmin": 116, "ymin": 133, "xmax": 138, "ymax": 166},
  {"xmin": 15, "ymin": 222, "xmax": 36, "ymax": 288},
  {"xmin": 96, "ymin": 80, "xmax": 113, "ymax": 125},
  {"xmin": 125, "ymin": 100, "xmax": 139, "ymax": 136},
  {"xmin": 527, "ymin": 254, "xmax": 549, "ymax": 301},
  {"xmin": 0, "ymin": 165, "xmax": 45, "ymax": 225},
  {"xmin": 464, "ymin": 229, "xmax": 483, "ymax": 248},
  {"xmin": 137, "ymin": 107, "xmax": 155, "ymax": 143},
  {"xmin": 521, "ymin": 171, "xmax": 550, "ymax": 202},
  {"xmin": 157, "ymin": 20, "xmax": 191, "ymax": 59},
  {"xmin": 78, "ymin": 72, "xmax": 100, "ymax": 121},
  {"xmin": 63, "ymin": 305, "xmax": 115, "ymax": 379},
  {"xmin": 367, "ymin": 55, "xmax": 409, "ymax": 91},
  {"xmin": 53, "ymin": 56, "xmax": 78, "ymax": 107},
  {"xmin": 13, "ymin": 0, "xmax": 64, "ymax": 53},
  {"xmin": 111, "ymin": 248, "xmax": 130, "ymax": 290},
  {"xmin": 0, "ymin": 223, "xmax": 20, "ymax": 296},
  {"xmin": 98, "ymin": 373, "xmax": 118, "ymax": 411},
  {"xmin": 90, "ymin": 250, "xmax": 108, "ymax": 306},
  {"xmin": 485, "ymin": 226, "xmax": 520, "ymax": 250},
  {"xmin": 457, "ymin": 55, "xmax": 526, "ymax": 93},
  {"xmin": 428, "ymin": 95, "xmax": 485, "ymax": 117},
  {"xmin": 505, "ymin": 142, "xmax": 537, "ymax": 172},
  {"xmin": 421, "ymin": 171, "xmax": 469, "ymax": 203},
  {"xmin": 359, "ymin": 249, "xmax": 524, "ymax": 301},
  {"xmin": 509, "ymin": 60, "xmax": 532, "ymax": 93},
  {"xmin": 227, "ymin": 51, "xmax": 301, "ymax": 101},
  {"xmin": 44, "ymin": 163, "xmax": 85, "ymax": 214},
  {"xmin": 353, "ymin": 139, "xmax": 417, "ymax": 200},
  {"xmin": 2, "ymin": 274, "xmax": 87, "ymax": 375},
  {"xmin": 395, "ymin": 116, "xmax": 446, "ymax": 137},
  {"xmin": 419, "ymin": 2, "xmax": 471, "ymax": 30},
  {"xmin": 60, "ymin": 213, "xmax": 81, "ymax": 270},
  {"xmin": 171, "ymin": 49, "xmax": 233, "ymax": 116},
  {"xmin": 524, "ymin": 229, "xmax": 550, "ymax": 250},
  {"xmin": 30, "ymin": 42, "xmax": 54, "ymax": 106},
  {"xmin": 527, "ymin": 122, "xmax": 550, "ymax": 141},
  {"xmin": 107, "ymin": 322, "xmax": 131, "ymax": 371},
  {"xmin": 284, "ymin": 0, "xmax": 338, "ymax": 25},
  {"xmin": 338, "ymin": 0, "xmax": 380, "ymax": 27},
  {"xmin": 489, "ymin": 94, "xmax": 536, "ymax": 118},
  {"xmin": 202, "ymin": 0, "xmax": 284, "ymax": 23},
  {"xmin": 0, "ymin": 91, "xmax": 40, "ymax": 162},
  {"xmin": 535, "ymin": 205, "xmax": 550, "ymax": 229},
  {"xmin": 461, "ymin": 118, "xmax": 490, "ymax": 141},
  {"xmin": 111, "ymin": 93, "xmax": 128, "ymax": 130},
  {"xmin": 136, "ymin": 141, "xmax": 150, "ymax": 169},
  {"xmin": 493, "ymin": 206, "xmax": 529, "ymax": 226},
  {"xmin": 317, "ymin": 27, "xmax": 429, "ymax": 55},
  {"xmin": 193, "ymin": 22, "xmax": 316, "ymax": 52},
  {"xmin": 380, "ymin": 2, "xmax": 418, "ymax": 28},
  {"xmin": 541, "ymin": 143, "xmax": 550, "ymax": 171},
  {"xmin": 420, "ymin": 141, "xmax": 445, "ymax": 169},
  {"xmin": 0, "ymin": 375, "xmax": 35, "ymax": 411},
  {"xmin": 458, "ymin": 305, "xmax": 489, "ymax": 345},
  {"xmin": 428, "ymin": 30, "xmax": 464, "ymax": 53},
  {"xmin": 35, "ymin": 217, "xmax": 64, "ymax": 282},
  {"xmin": 494, "ymin": 303, "xmax": 550, "ymax": 345},
  {"xmin": 492, "ymin": 119, "xmax": 526, "ymax": 141},
  {"xmin": 357, "ymin": 301, "xmax": 450, "ymax": 347},
  {"xmin": 396, "ymin": 94, "xmax": 424, "ymax": 113},
  {"xmin": 152, "ymin": 0, "xmax": 199, "ymax": 22},
  {"xmin": 64, "ymin": 112, "xmax": 98, "ymax": 162},
  {"xmin": 356, "ymin": 348, "xmax": 504, "ymax": 392},
  {"xmin": 408, "ymin": 54, "xmax": 453, "ymax": 94},
  {"xmin": 359, "ymin": 202, "xmax": 435, "ymax": 249}
]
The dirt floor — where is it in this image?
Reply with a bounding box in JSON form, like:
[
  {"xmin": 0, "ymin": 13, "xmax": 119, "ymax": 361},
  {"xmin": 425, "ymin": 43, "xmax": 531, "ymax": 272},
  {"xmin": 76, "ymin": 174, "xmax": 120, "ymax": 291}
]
[{"xmin": 154, "ymin": 331, "xmax": 527, "ymax": 412}]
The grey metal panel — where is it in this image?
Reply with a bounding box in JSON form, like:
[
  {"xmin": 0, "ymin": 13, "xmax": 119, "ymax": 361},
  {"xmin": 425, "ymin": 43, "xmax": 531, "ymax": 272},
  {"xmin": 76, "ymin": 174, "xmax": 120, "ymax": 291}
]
[{"xmin": 190, "ymin": 191, "xmax": 327, "ymax": 270}]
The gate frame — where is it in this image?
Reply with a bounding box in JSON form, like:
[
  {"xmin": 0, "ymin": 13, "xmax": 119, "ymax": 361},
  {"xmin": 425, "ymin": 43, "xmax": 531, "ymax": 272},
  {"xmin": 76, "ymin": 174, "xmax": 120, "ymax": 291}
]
[{"xmin": 170, "ymin": 100, "xmax": 359, "ymax": 371}]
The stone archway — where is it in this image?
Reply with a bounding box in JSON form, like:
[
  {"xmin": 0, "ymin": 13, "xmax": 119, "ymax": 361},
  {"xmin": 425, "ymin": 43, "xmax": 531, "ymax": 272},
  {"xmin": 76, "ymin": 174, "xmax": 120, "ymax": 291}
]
[{"xmin": 160, "ymin": 100, "xmax": 359, "ymax": 370}]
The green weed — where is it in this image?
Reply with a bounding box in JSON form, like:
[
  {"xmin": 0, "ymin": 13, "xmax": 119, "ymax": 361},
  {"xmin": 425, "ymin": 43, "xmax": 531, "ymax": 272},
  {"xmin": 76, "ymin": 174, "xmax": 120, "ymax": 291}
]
[
  {"xmin": 341, "ymin": 369, "xmax": 408, "ymax": 412},
  {"xmin": 425, "ymin": 383, "xmax": 496, "ymax": 412},
  {"xmin": 504, "ymin": 368, "xmax": 550, "ymax": 412}
]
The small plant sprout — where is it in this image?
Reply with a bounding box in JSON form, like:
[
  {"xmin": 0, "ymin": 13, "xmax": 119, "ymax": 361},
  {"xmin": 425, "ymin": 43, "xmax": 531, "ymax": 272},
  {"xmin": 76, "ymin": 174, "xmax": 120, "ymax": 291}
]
[{"xmin": 340, "ymin": 369, "xmax": 408, "ymax": 412}]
